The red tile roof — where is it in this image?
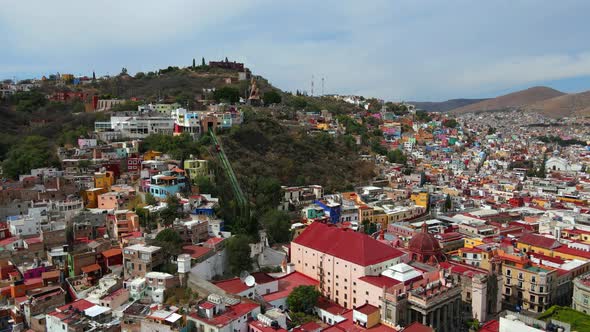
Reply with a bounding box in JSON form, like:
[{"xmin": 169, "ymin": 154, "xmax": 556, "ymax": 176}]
[
  {"xmin": 189, "ymin": 301, "xmax": 259, "ymax": 327},
  {"xmin": 554, "ymin": 246, "xmax": 590, "ymax": 259},
  {"xmin": 323, "ymin": 309, "xmax": 398, "ymax": 332},
  {"xmin": 249, "ymin": 320, "xmax": 288, "ymax": 332},
  {"xmin": 102, "ymin": 248, "xmax": 122, "ymax": 258},
  {"xmin": 518, "ymin": 233, "xmax": 561, "ymax": 249},
  {"xmin": 183, "ymin": 245, "xmax": 213, "ymax": 259},
  {"xmin": 214, "ymin": 278, "xmax": 250, "ymax": 294},
  {"xmin": 199, "ymin": 301, "xmax": 216, "ymax": 310},
  {"xmin": 403, "ymin": 322, "xmax": 434, "ymax": 332},
  {"xmin": 81, "ymin": 264, "xmax": 101, "ymax": 274},
  {"xmin": 263, "ymin": 272, "xmax": 318, "ymax": 302},
  {"xmin": 358, "ymin": 276, "xmax": 401, "ymax": 288},
  {"xmin": 293, "ymin": 223, "xmax": 405, "ymax": 266},
  {"xmin": 355, "ymin": 303, "xmax": 379, "ymax": 315},
  {"xmin": 478, "ymin": 319, "xmax": 499, "ymax": 332}
]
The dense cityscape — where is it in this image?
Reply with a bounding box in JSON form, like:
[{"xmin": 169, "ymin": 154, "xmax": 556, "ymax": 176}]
[{"xmin": 0, "ymin": 59, "xmax": 589, "ymax": 332}]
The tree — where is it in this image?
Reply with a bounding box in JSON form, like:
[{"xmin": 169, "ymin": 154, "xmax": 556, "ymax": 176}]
[
  {"xmin": 287, "ymin": 285, "xmax": 320, "ymax": 314},
  {"xmin": 263, "ymin": 91, "xmax": 282, "ymax": 106},
  {"xmin": 11, "ymin": 91, "xmax": 47, "ymax": 113},
  {"xmin": 134, "ymin": 71, "xmax": 145, "ymax": 79},
  {"xmin": 226, "ymin": 235, "xmax": 253, "ymax": 275},
  {"xmin": 443, "ymin": 118, "xmax": 459, "ymax": 128},
  {"xmin": 192, "ymin": 58, "xmax": 196, "ymax": 70},
  {"xmin": 212, "ymin": 87, "xmax": 240, "ymax": 103},
  {"xmin": 121, "ymin": 67, "xmax": 128, "ymax": 75},
  {"xmin": 144, "ymin": 193, "xmax": 158, "ymax": 206},
  {"xmin": 153, "ymin": 228, "xmax": 184, "ymax": 257},
  {"xmin": 387, "ymin": 149, "xmax": 407, "ymax": 164},
  {"xmin": 92, "ymin": 71, "xmax": 96, "ymax": 81},
  {"xmin": 261, "ymin": 210, "xmax": 291, "ymax": 244},
  {"xmin": 414, "ymin": 110, "xmax": 432, "ymax": 122},
  {"xmin": 159, "ymin": 195, "xmax": 184, "ymax": 226},
  {"xmin": 202, "ymin": 57, "xmax": 206, "ymax": 66},
  {"xmin": 194, "ymin": 176, "xmax": 217, "ymax": 195},
  {"xmin": 2, "ymin": 136, "xmax": 57, "ymax": 179},
  {"xmin": 444, "ymin": 195, "xmax": 452, "ymax": 212}
]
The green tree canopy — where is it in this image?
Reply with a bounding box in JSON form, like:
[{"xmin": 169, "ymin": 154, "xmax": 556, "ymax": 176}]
[
  {"xmin": 263, "ymin": 91, "xmax": 282, "ymax": 106},
  {"xmin": 287, "ymin": 285, "xmax": 320, "ymax": 314},
  {"xmin": 2, "ymin": 136, "xmax": 57, "ymax": 178},
  {"xmin": 153, "ymin": 228, "xmax": 184, "ymax": 257},
  {"xmin": 144, "ymin": 193, "xmax": 158, "ymax": 206},
  {"xmin": 387, "ymin": 149, "xmax": 407, "ymax": 164},
  {"xmin": 159, "ymin": 195, "xmax": 184, "ymax": 227},
  {"xmin": 261, "ymin": 210, "xmax": 291, "ymax": 244},
  {"xmin": 213, "ymin": 87, "xmax": 240, "ymax": 103},
  {"xmin": 226, "ymin": 235, "xmax": 253, "ymax": 275},
  {"xmin": 194, "ymin": 176, "xmax": 217, "ymax": 196},
  {"xmin": 10, "ymin": 91, "xmax": 47, "ymax": 113}
]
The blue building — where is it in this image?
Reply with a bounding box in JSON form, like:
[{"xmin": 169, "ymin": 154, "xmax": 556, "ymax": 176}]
[
  {"xmin": 313, "ymin": 199, "xmax": 341, "ymax": 224},
  {"xmin": 148, "ymin": 170, "xmax": 187, "ymax": 200}
]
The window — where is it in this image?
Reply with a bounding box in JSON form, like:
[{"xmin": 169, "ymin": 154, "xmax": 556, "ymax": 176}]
[
  {"xmin": 531, "ymin": 276, "xmax": 536, "ymax": 283},
  {"xmin": 506, "ymin": 269, "xmax": 511, "ymax": 276},
  {"xmin": 505, "ymin": 287, "xmax": 511, "ymax": 295},
  {"xmin": 530, "ymin": 295, "xmax": 536, "ymax": 303},
  {"xmin": 366, "ymin": 291, "xmax": 369, "ymax": 295}
]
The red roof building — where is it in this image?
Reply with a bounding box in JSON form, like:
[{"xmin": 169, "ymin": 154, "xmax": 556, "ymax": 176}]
[
  {"xmin": 518, "ymin": 233, "xmax": 561, "ymax": 249},
  {"xmin": 292, "ymin": 222, "xmax": 405, "ymax": 266}
]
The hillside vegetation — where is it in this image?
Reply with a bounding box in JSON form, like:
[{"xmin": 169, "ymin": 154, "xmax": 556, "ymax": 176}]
[{"xmin": 220, "ymin": 110, "xmax": 375, "ymax": 194}]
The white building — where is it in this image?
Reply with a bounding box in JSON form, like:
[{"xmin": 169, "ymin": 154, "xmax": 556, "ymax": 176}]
[{"xmin": 7, "ymin": 215, "xmax": 41, "ymax": 236}]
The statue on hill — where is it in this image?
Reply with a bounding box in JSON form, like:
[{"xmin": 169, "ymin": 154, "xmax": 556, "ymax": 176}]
[{"xmin": 248, "ymin": 77, "xmax": 261, "ymax": 105}]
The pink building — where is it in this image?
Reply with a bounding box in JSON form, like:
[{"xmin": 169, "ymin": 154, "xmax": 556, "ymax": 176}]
[{"xmin": 291, "ymin": 223, "xmax": 406, "ymax": 309}]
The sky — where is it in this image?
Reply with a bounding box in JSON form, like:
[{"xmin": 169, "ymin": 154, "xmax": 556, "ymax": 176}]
[{"xmin": 1, "ymin": 0, "xmax": 590, "ymax": 101}]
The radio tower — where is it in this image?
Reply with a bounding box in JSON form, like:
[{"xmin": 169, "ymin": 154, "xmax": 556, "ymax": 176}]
[
  {"xmin": 311, "ymin": 75, "xmax": 314, "ymax": 96},
  {"xmin": 321, "ymin": 77, "xmax": 325, "ymax": 96}
]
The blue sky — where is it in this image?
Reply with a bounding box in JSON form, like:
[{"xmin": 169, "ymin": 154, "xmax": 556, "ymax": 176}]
[{"xmin": 1, "ymin": 0, "xmax": 590, "ymax": 101}]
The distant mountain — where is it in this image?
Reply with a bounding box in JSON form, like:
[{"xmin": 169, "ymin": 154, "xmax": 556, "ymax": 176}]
[
  {"xmin": 411, "ymin": 98, "xmax": 488, "ymax": 112},
  {"xmin": 523, "ymin": 90, "xmax": 590, "ymax": 118},
  {"xmin": 449, "ymin": 86, "xmax": 565, "ymax": 114}
]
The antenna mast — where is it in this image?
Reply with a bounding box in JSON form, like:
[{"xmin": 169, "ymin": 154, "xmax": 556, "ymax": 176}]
[
  {"xmin": 311, "ymin": 75, "xmax": 314, "ymax": 97},
  {"xmin": 321, "ymin": 77, "xmax": 325, "ymax": 96}
]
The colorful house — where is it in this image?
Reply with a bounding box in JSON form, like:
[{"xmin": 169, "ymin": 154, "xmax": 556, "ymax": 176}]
[{"xmin": 148, "ymin": 170, "xmax": 187, "ymax": 200}]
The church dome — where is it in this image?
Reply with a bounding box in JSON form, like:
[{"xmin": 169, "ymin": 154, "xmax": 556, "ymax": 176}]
[{"xmin": 408, "ymin": 223, "xmax": 445, "ymax": 264}]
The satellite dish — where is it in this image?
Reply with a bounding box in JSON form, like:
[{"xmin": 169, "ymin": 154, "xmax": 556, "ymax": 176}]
[
  {"xmin": 244, "ymin": 275, "xmax": 256, "ymax": 287},
  {"xmin": 239, "ymin": 271, "xmax": 249, "ymax": 281}
]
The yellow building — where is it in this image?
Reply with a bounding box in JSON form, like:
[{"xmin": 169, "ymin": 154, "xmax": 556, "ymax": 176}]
[
  {"xmin": 359, "ymin": 205, "xmax": 374, "ymax": 223},
  {"xmin": 84, "ymin": 188, "xmax": 107, "ymax": 208},
  {"xmin": 498, "ymin": 250, "xmax": 557, "ymax": 313},
  {"xmin": 463, "ymin": 237, "xmax": 484, "ymax": 249},
  {"xmin": 516, "ymin": 233, "xmax": 590, "ymax": 263},
  {"xmin": 94, "ymin": 171, "xmax": 115, "ymax": 191},
  {"xmin": 143, "ymin": 150, "xmax": 163, "ymax": 161},
  {"xmin": 410, "ymin": 192, "xmax": 429, "ymax": 208},
  {"xmin": 184, "ymin": 159, "xmax": 213, "ymax": 186}
]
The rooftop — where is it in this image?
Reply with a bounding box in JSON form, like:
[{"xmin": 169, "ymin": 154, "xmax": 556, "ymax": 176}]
[
  {"xmin": 293, "ymin": 222, "xmax": 405, "ymax": 266},
  {"xmin": 262, "ymin": 272, "xmax": 318, "ymax": 302}
]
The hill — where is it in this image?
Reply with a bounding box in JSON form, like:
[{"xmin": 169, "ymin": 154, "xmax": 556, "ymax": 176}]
[
  {"xmin": 220, "ymin": 110, "xmax": 375, "ymax": 194},
  {"xmin": 523, "ymin": 90, "xmax": 590, "ymax": 118},
  {"xmin": 411, "ymin": 98, "xmax": 488, "ymax": 112},
  {"xmin": 449, "ymin": 86, "xmax": 565, "ymax": 114}
]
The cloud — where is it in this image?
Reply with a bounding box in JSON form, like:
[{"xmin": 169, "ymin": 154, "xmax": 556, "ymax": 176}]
[
  {"xmin": 0, "ymin": 0, "xmax": 265, "ymax": 54},
  {"xmin": 1, "ymin": 1, "xmax": 590, "ymax": 100}
]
